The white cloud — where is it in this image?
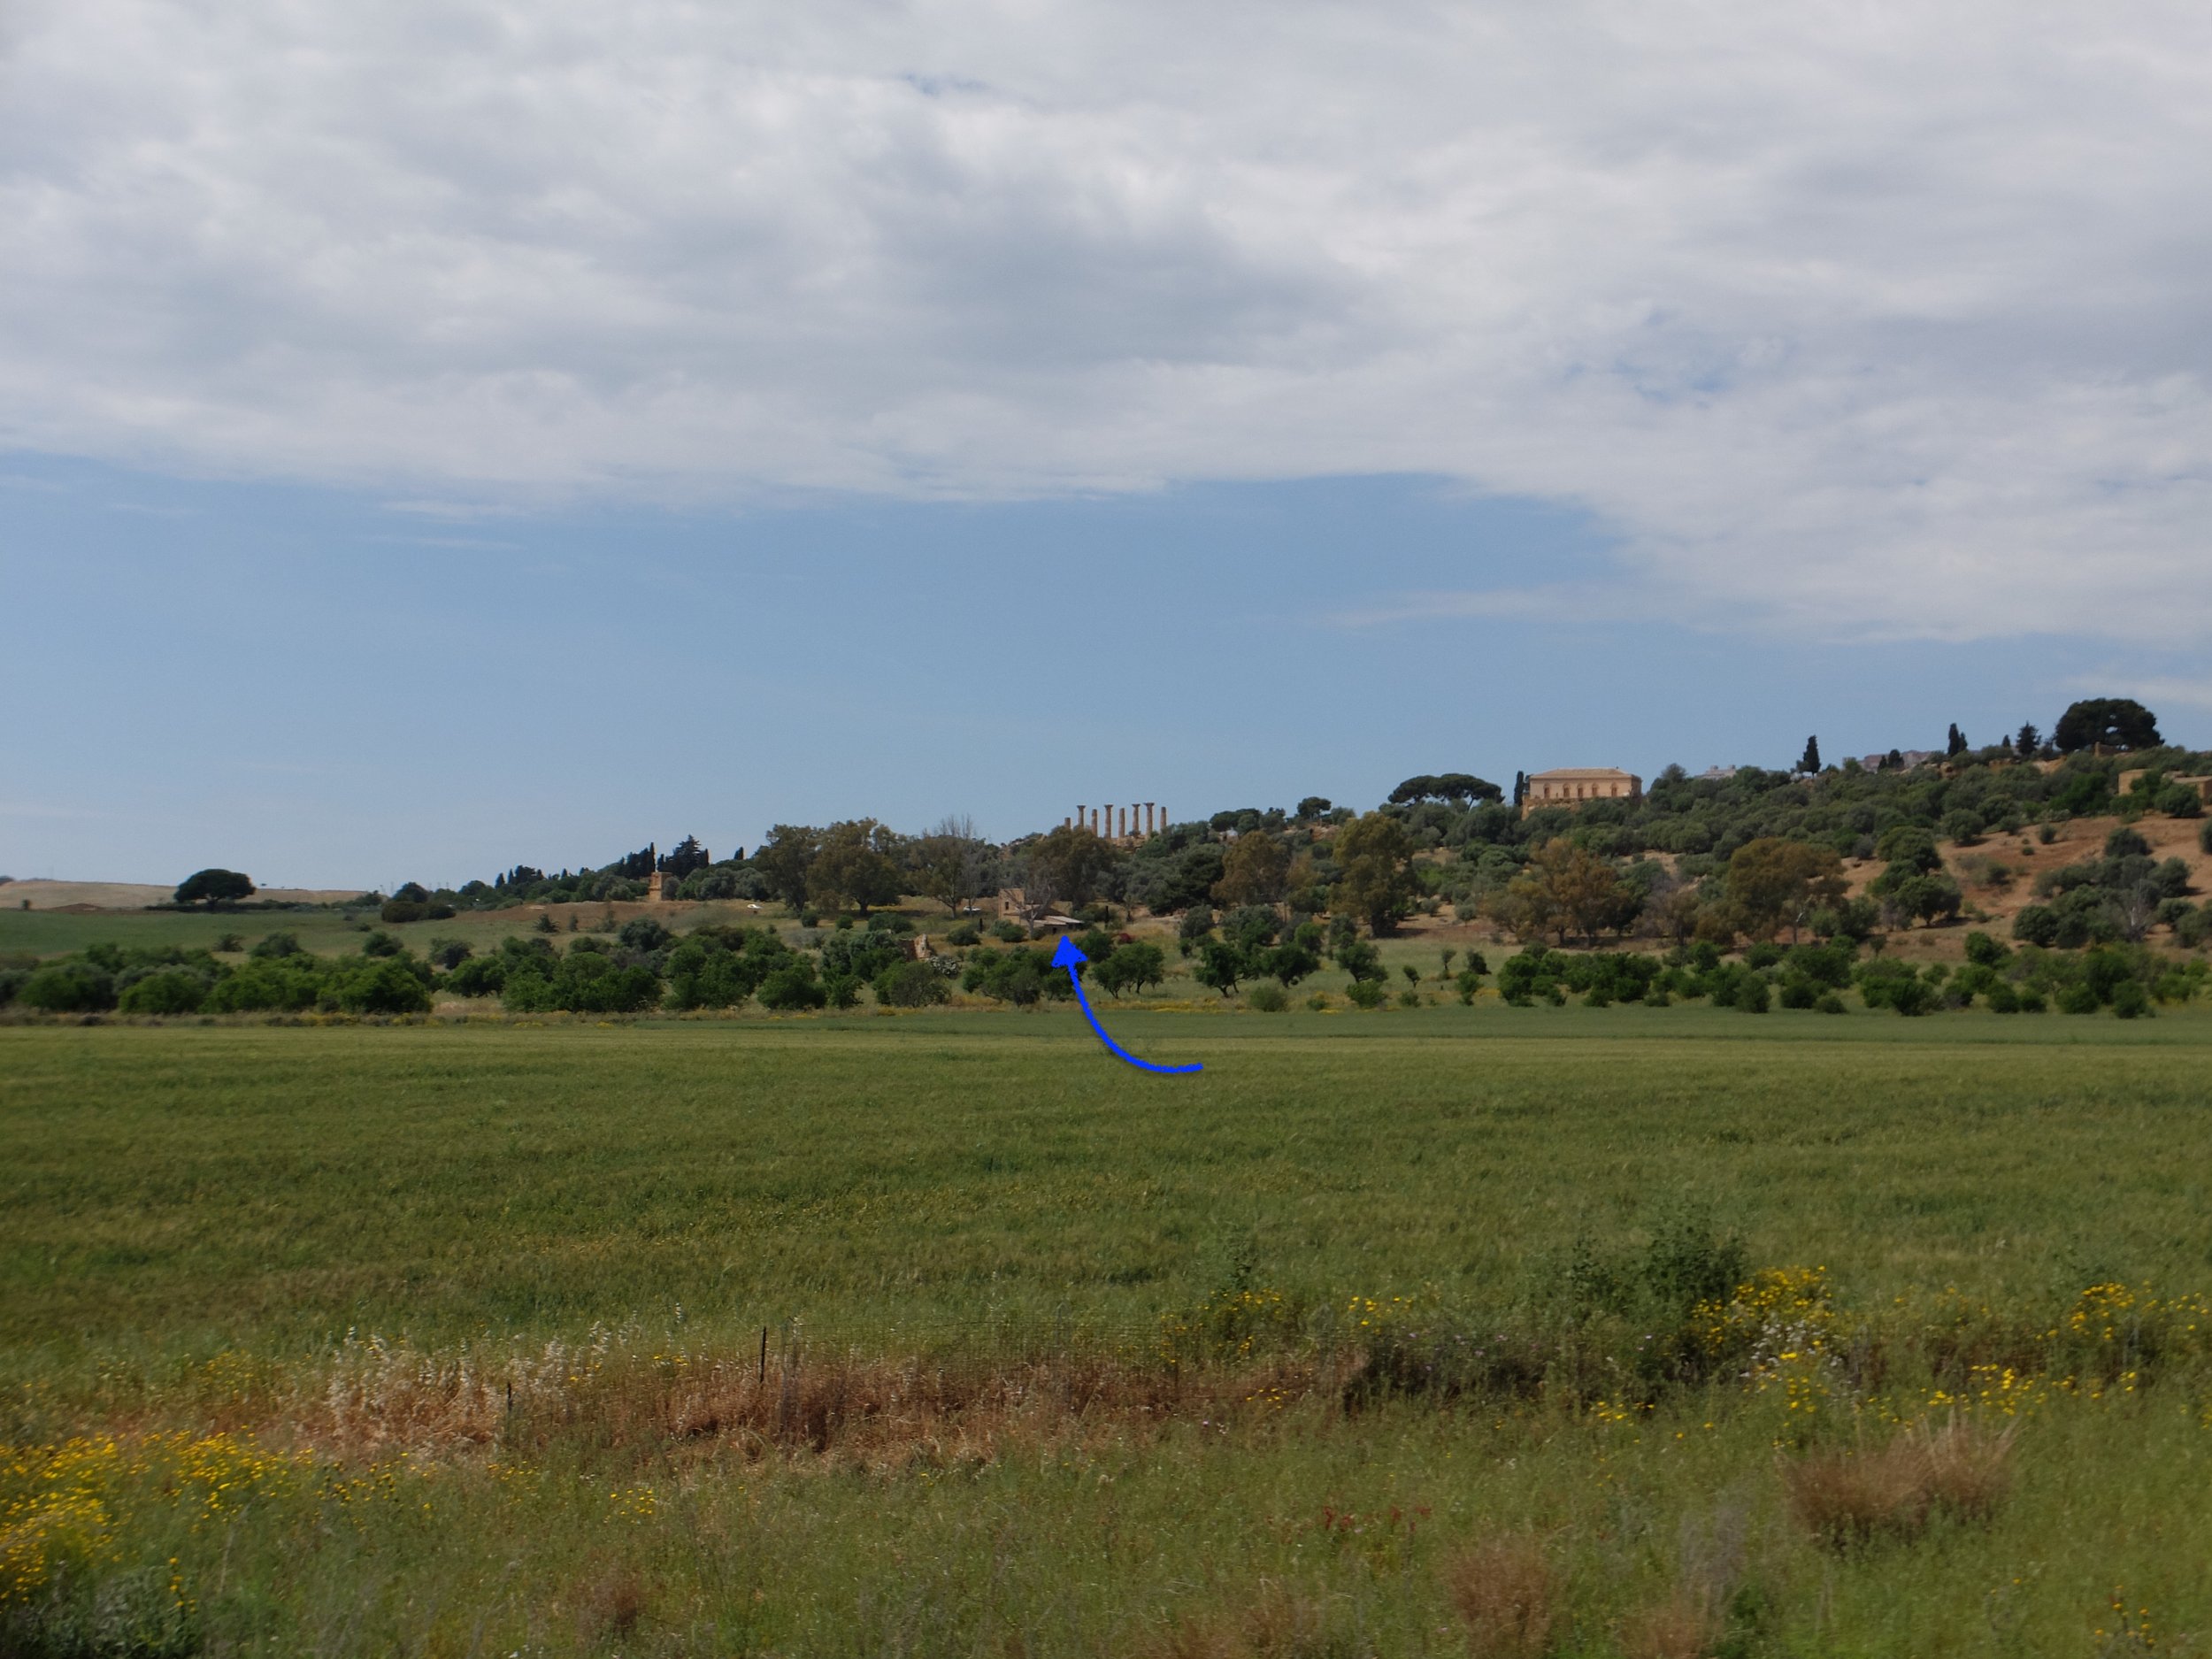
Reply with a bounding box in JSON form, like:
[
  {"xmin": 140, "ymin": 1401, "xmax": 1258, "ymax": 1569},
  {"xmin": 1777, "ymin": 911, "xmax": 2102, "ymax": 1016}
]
[
  {"xmin": 2070, "ymin": 674, "xmax": 2212, "ymax": 712},
  {"xmin": 3, "ymin": 0, "xmax": 2208, "ymax": 638}
]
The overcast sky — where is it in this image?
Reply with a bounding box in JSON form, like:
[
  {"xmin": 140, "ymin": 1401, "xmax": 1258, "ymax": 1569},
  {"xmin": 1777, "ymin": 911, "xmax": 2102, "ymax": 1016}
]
[{"xmin": 4, "ymin": 2, "xmax": 2208, "ymax": 884}]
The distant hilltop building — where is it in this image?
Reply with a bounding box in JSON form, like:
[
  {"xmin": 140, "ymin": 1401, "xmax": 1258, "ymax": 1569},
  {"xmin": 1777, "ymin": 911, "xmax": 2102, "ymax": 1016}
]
[
  {"xmin": 1522, "ymin": 767, "xmax": 1642, "ymax": 818},
  {"xmin": 1860, "ymin": 750, "xmax": 1942, "ymax": 772}
]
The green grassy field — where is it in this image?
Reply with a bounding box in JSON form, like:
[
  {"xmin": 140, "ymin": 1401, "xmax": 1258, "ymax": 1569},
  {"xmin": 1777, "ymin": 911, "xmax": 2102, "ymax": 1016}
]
[{"xmin": 4, "ymin": 1015, "xmax": 2210, "ymax": 1655}]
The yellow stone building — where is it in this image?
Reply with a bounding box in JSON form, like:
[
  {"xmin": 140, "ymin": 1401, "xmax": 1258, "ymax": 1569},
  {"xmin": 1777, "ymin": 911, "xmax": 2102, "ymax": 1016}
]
[{"xmin": 1523, "ymin": 766, "xmax": 1643, "ymax": 817}]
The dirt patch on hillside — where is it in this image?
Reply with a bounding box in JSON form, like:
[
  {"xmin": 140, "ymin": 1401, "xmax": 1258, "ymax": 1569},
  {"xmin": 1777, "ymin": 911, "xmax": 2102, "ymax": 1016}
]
[{"xmin": 1866, "ymin": 812, "xmax": 2209, "ymax": 964}]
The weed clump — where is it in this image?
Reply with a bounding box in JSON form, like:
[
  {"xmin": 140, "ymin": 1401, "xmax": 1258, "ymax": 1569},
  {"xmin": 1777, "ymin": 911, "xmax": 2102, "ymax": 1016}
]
[
  {"xmin": 1780, "ymin": 1418, "xmax": 2013, "ymax": 1548},
  {"xmin": 1143, "ymin": 1584, "xmax": 1338, "ymax": 1659},
  {"xmin": 1441, "ymin": 1532, "xmax": 1557, "ymax": 1658}
]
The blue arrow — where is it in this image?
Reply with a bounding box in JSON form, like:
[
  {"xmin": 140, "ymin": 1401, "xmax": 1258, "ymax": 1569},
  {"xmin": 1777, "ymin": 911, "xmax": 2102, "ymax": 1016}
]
[{"xmin": 1051, "ymin": 935, "xmax": 1204, "ymax": 1075}]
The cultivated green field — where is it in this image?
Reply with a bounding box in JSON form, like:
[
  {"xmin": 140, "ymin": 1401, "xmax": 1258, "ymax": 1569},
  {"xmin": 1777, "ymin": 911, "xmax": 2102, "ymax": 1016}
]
[{"xmin": 4, "ymin": 1016, "xmax": 2210, "ymax": 1655}]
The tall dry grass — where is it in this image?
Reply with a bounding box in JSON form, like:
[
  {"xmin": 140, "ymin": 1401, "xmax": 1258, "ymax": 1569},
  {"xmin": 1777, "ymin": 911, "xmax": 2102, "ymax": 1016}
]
[
  {"xmin": 1780, "ymin": 1417, "xmax": 2014, "ymax": 1548},
  {"xmin": 1617, "ymin": 1594, "xmax": 1722, "ymax": 1659},
  {"xmin": 288, "ymin": 1328, "xmax": 1326, "ymax": 1471},
  {"xmin": 1143, "ymin": 1583, "xmax": 1338, "ymax": 1659},
  {"xmin": 1440, "ymin": 1532, "xmax": 1558, "ymax": 1658}
]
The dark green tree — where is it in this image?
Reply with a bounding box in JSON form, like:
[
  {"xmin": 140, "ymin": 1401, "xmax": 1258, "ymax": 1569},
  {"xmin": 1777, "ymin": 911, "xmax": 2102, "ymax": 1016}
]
[
  {"xmin": 174, "ymin": 869, "xmax": 255, "ymax": 907},
  {"xmin": 806, "ymin": 819, "xmax": 903, "ymax": 914},
  {"xmin": 1388, "ymin": 773, "xmax": 1502, "ymax": 806},
  {"xmin": 753, "ymin": 826, "xmax": 821, "ymax": 908},
  {"xmin": 1333, "ymin": 937, "xmax": 1386, "ymax": 984},
  {"xmin": 1330, "ymin": 811, "xmax": 1417, "ymax": 934},
  {"xmin": 2015, "ymin": 722, "xmax": 2040, "ymax": 758},
  {"xmin": 1028, "ymin": 824, "xmax": 1116, "ymax": 909},
  {"xmin": 1094, "ymin": 941, "xmax": 1166, "ymax": 999},
  {"xmin": 1797, "ymin": 736, "xmax": 1821, "ymax": 774},
  {"xmin": 2054, "ymin": 698, "xmax": 2161, "ymax": 753},
  {"xmin": 1192, "ymin": 940, "xmax": 1244, "ymax": 998},
  {"xmin": 1946, "ymin": 724, "xmax": 1968, "ymax": 757},
  {"xmin": 658, "ymin": 836, "xmax": 710, "ymax": 879}
]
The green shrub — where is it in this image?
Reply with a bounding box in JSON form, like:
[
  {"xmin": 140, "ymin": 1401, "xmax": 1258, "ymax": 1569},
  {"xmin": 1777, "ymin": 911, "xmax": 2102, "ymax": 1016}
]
[
  {"xmin": 19, "ymin": 963, "xmax": 116, "ymax": 1013},
  {"xmin": 2055, "ymin": 982, "xmax": 2102, "ymax": 1015},
  {"xmin": 1940, "ymin": 807, "xmax": 1985, "ymax": 845},
  {"xmin": 818, "ymin": 930, "xmax": 906, "ymax": 986},
  {"xmin": 205, "ymin": 956, "xmax": 326, "ymax": 1012},
  {"xmin": 1815, "ymin": 991, "xmax": 1847, "ymax": 1014},
  {"xmin": 335, "ymin": 958, "xmax": 434, "ymax": 1015},
  {"xmin": 757, "ymin": 963, "xmax": 827, "ymax": 1011},
  {"xmin": 1247, "ymin": 981, "xmax": 1290, "ymax": 1013},
  {"xmin": 959, "ymin": 947, "xmax": 1072, "ymax": 1008},
  {"xmin": 502, "ymin": 948, "xmax": 656, "ymax": 1015},
  {"xmin": 2110, "ymin": 979, "xmax": 2152, "ymax": 1019},
  {"xmin": 659, "ymin": 938, "xmax": 801, "ymax": 1013},
  {"xmin": 872, "ymin": 961, "xmax": 950, "ymax": 1009},
  {"xmin": 1778, "ymin": 976, "xmax": 1818, "ymax": 1010},
  {"xmin": 1733, "ymin": 976, "xmax": 1770, "ymax": 1014},
  {"xmin": 380, "ymin": 897, "xmax": 455, "ymax": 924},
  {"xmin": 2151, "ymin": 972, "xmax": 2196, "ymax": 1004},
  {"xmin": 443, "ymin": 956, "xmax": 506, "ymax": 997},
  {"xmin": 1346, "ymin": 979, "xmax": 1386, "ymax": 1010},
  {"xmin": 1963, "ymin": 931, "xmax": 2010, "ymax": 968},
  {"xmin": 618, "ymin": 918, "xmax": 673, "ymax": 953},
  {"xmin": 118, "ymin": 971, "xmax": 208, "ymax": 1016},
  {"xmin": 945, "ymin": 924, "xmax": 982, "ymax": 948}
]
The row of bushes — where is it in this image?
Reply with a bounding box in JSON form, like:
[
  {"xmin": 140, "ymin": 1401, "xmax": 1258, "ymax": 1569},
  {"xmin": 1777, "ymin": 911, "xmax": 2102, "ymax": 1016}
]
[{"xmin": 0, "ymin": 936, "xmax": 438, "ymax": 1018}]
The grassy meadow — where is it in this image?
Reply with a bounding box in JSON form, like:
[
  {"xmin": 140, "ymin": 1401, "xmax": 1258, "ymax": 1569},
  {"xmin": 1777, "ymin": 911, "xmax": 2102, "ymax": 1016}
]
[{"xmin": 4, "ymin": 1013, "xmax": 2211, "ymax": 1655}]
